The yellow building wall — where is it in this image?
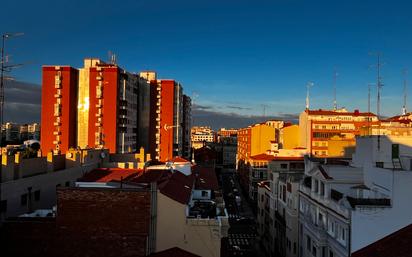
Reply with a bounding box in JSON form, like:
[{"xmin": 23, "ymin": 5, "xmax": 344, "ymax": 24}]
[
  {"xmin": 250, "ymin": 124, "xmax": 275, "ymax": 156},
  {"xmin": 283, "ymin": 125, "xmax": 300, "ymax": 149},
  {"xmin": 327, "ymin": 139, "xmax": 356, "ymax": 157},
  {"xmin": 156, "ymin": 192, "xmax": 221, "ymax": 257},
  {"xmin": 298, "ymin": 111, "xmax": 310, "ymax": 148}
]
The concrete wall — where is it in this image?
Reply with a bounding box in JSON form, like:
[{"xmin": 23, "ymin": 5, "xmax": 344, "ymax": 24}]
[
  {"xmin": 0, "ymin": 149, "xmax": 109, "ymax": 220},
  {"xmin": 351, "ymin": 168, "xmax": 412, "ymax": 253},
  {"xmin": 156, "ymin": 192, "xmax": 222, "ymax": 257}
]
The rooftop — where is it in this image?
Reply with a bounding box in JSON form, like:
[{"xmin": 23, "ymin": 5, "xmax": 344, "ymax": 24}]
[
  {"xmin": 351, "ymin": 224, "xmax": 412, "ymax": 257},
  {"xmin": 150, "ymin": 247, "xmax": 200, "ymax": 257},
  {"xmin": 306, "ymin": 109, "xmax": 376, "ymax": 117}
]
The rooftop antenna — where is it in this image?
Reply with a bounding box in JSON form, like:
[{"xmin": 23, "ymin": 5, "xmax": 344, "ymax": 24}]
[
  {"xmin": 370, "ymin": 52, "xmax": 384, "ymax": 119},
  {"xmin": 333, "ymin": 69, "xmax": 338, "ymax": 110},
  {"xmin": 261, "ymin": 104, "xmax": 269, "ymax": 119},
  {"xmin": 108, "ymin": 51, "xmax": 117, "ymax": 65},
  {"xmin": 402, "ymin": 69, "xmax": 408, "ymax": 115},
  {"xmin": 306, "ymin": 82, "xmax": 314, "ymax": 110},
  {"xmin": 370, "ymin": 52, "xmax": 384, "ymax": 150},
  {"xmin": 367, "ymin": 84, "xmax": 373, "ymax": 136}
]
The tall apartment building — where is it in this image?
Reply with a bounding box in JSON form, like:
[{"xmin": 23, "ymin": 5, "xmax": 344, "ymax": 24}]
[
  {"xmin": 146, "ymin": 74, "xmax": 189, "ymax": 162},
  {"xmin": 299, "ymin": 108, "xmax": 378, "ymax": 157},
  {"xmin": 41, "ymin": 59, "xmax": 151, "ymax": 155},
  {"xmin": 182, "ymin": 95, "xmax": 192, "ymax": 160},
  {"xmin": 41, "ymin": 66, "xmax": 78, "ymax": 154}
]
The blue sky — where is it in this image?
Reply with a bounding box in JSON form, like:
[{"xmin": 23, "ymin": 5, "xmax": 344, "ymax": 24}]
[{"xmin": 2, "ymin": 0, "xmax": 412, "ymax": 118}]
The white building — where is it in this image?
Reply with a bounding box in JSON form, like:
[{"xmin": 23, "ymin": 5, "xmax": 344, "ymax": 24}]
[
  {"xmin": 257, "ymin": 157, "xmax": 304, "ymax": 257},
  {"xmin": 299, "ymin": 135, "xmax": 412, "ymax": 257}
]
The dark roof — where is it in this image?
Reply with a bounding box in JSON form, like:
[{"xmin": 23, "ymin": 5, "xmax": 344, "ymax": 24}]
[
  {"xmin": 318, "ymin": 165, "xmax": 333, "ymax": 180},
  {"xmin": 78, "ymin": 168, "xmax": 141, "ymax": 182},
  {"xmin": 150, "ymin": 247, "xmax": 200, "ymax": 257},
  {"xmin": 159, "ymin": 171, "xmax": 194, "ymax": 204},
  {"xmin": 193, "ymin": 166, "xmax": 219, "ymax": 191},
  {"xmin": 351, "ymin": 224, "xmax": 412, "ymax": 257}
]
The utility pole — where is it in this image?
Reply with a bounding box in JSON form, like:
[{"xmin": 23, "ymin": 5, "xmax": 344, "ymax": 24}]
[
  {"xmin": 402, "ymin": 69, "xmax": 408, "ymax": 115},
  {"xmin": 0, "ymin": 32, "xmax": 23, "ymax": 222},
  {"xmin": 0, "ymin": 32, "xmax": 23, "ymax": 148},
  {"xmin": 306, "ymin": 82, "xmax": 314, "ymax": 110}
]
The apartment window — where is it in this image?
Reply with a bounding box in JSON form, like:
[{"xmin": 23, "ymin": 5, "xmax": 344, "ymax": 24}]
[
  {"xmin": 56, "ymin": 184, "xmax": 61, "ymax": 188},
  {"xmin": 318, "ymin": 212, "xmax": 323, "ymax": 226},
  {"xmin": 21, "ymin": 193, "xmax": 28, "ymax": 206},
  {"xmin": 376, "ymin": 162, "xmax": 384, "ymax": 168},
  {"xmin": 314, "ymin": 179, "xmax": 319, "ymax": 193},
  {"xmin": 201, "ymin": 191, "xmax": 208, "ymax": 197},
  {"xmin": 65, "ymin": 181, "xmax": 70, "ymax": 187},
  {"xmin": 293, "ymin": 242, "xmax": 296, "ymax": 254},
  {"xmin": 320, "ymin": 182, "xmax": 325, "ymax": 196},
  {"xmin": 34, "ymin": 190, "xmax": 40, "ymax": 201},
  {"xmin": 340, "ymin": 227, "xmax": 346, "ymax": 241},
  {"xmin": 329, "ymin": 250, "xmax": 334, "ymax": 257},
  {"xmin": 281, "ymin": 163, "xmax": 288, "ymax": 169},
  {"xmin": 306, "ymin": 235, "xmax": 311, "ymax": 251},
  {"xmin": 312, "ymin": 246, "xmax": 317, "ymax": 256},
  {"xmin": 0, "ymin": 200, "xmax": 7, "ymax": 213}
]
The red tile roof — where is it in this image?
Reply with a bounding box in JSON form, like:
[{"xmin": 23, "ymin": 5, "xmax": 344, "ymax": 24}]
[
  {"xmin": 193, "ymin": 166, "xmax": 219, "ymax": 191},
  {"xmin": 250, "ymin": 154, "xmax": 276, "ymax": 161},
  {"xmin": 351, "ymin": 224, "xmax": 412, "ymax": 257},
  {"xmin": 159, "ymin": 171, "xmax": 194, "ymax": 204},
  {"xmin": 150, "ymin": 247, "xmax": 200, "ymax": 257},
  {"xmin": 131, "ymin": 169, "xmax": 171, "ymax": 184},
  {"xmin": 78, "ymin": 168, "xmax": 141, "ymax": 182},
  {"xmin": 306, "ymin": 109, "xmax": 376, "ymax": 117}
]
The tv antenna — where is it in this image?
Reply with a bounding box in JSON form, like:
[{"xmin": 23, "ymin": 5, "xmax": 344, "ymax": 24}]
[
  {"xmin": 369, "ymin": 52, "xmax": 384, "ymax": 119},
  {"xmin": 306, "ymin": 82, "xmax": 314, "ymax": 110},
  {"xmin": 261, "ymin": 104, "xmax": 269, "ymax": 118},
  {"xmin": 333, "ymin": 69, "xmax": 338, "ymax": 110},
  {"xmin": 402, "ymin": 69, "xmax": 408, "ymax": 115}
]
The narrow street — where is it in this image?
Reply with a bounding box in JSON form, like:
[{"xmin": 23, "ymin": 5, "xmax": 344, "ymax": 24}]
[{"xmin": 221, "ymin": 169, "xmax": 265, "ymax": 257}]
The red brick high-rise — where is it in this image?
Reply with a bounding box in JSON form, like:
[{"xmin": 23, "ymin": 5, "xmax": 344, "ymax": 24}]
[
  {"xmin": 41, "ymin": 66, "xmax": 78, "ymax": 155},
  {"xmin": 41, "ymin": 59, "xmax": 151, "ymax": 155},
  {"xmin": 142, "ymin": 72, "xmax": 191, "ymax": 162}
]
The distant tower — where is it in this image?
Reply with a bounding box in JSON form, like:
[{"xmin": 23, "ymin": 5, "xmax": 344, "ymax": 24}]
[
  {"xmin": 402, "ymin": 69, "xmax": 408, "ymax": 115},
  {"xmin": 306, "ymin": 82, "xmax": 314, "ymax": 110}
]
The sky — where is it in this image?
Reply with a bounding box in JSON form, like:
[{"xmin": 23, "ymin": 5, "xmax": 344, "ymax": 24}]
[{"xmin": 1, "ymin": 0, "xmax": 412, "ymax": 127}]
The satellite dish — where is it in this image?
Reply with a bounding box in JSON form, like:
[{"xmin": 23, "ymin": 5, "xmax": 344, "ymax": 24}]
[{"xmin": 100, "ymin": 152, "xmax": 106, "ymax": 159}]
